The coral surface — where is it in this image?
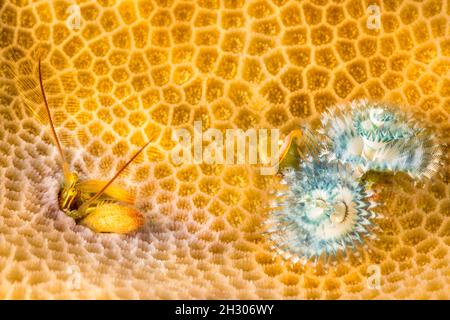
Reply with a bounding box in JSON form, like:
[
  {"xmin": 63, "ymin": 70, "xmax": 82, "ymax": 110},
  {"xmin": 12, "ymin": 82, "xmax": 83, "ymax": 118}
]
[{"xmin": 0, "ymin": 0, "xmax": 449, "ymax": 299}]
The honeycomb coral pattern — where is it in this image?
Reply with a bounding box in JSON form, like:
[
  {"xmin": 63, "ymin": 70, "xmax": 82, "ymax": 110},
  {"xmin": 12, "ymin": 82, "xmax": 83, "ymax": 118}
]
[{"xmin": 0, "ymin": 0, "xmax": 449, "ymax": 299}]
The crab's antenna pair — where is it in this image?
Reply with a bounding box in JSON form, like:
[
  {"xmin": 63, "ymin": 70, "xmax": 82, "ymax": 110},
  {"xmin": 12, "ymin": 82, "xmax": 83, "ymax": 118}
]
[
  {"xmin": 38, "ymin": 58, "xmax": 71, "ymax": 180},
  {"xmin": 38, "ymin": 58, "xmax": 151, "ymax": 207},
  {"xmin": 80, "ymin": 140, "xmax": 151, "ymax": 210}
]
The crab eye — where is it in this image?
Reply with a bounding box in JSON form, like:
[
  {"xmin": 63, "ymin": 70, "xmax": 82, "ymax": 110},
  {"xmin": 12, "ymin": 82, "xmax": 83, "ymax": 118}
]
[{"xmin": 68, "ymin": 172, "xmax": 78, "ymax": 186}]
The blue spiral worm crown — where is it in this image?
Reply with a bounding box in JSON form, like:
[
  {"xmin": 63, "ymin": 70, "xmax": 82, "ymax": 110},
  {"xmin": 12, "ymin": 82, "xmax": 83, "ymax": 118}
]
[
  {"xmin": 268, "ymin": 159, "xmax": 377, "ymax": 263},
  {"xmin": 268, "ymin": 99, "xmax": 443, "ymax": 264},
  {"xmin": 320, "ymin": 99, "xmax": 443, "ymax": 179}
]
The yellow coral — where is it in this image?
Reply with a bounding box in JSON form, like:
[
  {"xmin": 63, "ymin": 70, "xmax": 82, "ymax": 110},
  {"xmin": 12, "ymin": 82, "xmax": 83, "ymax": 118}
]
[{"xmin": 0, "ymin": 0, "xmax": 449, "ymax": 299}]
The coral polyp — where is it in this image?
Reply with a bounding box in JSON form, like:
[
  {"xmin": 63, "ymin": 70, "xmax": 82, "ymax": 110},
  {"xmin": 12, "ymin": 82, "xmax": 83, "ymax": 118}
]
[
  {"xmin": 268, "ymin": 159, "xmax": 377, "ymax": 263},
  {"xmin": 321, "ymin": 99, "xmax": 443, "ymax": 180}
]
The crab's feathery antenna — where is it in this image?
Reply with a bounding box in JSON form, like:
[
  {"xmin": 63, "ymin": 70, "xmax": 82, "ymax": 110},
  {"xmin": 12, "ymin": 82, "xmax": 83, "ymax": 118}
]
[
  {"xmin": 38, "ymin": 59, "xmax": 70, "ymax": 178},
  {"xmin": 82, "ymin": 141, "xmax": 151, "ymax": 208}
]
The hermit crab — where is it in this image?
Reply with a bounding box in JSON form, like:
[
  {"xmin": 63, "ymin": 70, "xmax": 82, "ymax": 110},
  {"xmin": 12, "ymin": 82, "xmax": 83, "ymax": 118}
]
[{"xmin": 20, "ymin": 59, "xmax": 149, "ymax": 234}]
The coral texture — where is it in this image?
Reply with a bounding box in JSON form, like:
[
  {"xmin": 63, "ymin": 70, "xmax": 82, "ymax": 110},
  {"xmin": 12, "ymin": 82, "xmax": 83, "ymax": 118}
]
[{"xmin": 0, "ymin": 0, "xmax": 449, "ymax": 299}]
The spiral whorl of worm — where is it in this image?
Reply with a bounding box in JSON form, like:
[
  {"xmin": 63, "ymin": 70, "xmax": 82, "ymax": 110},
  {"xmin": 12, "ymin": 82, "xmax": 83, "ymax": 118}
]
[
  {"xmin": 269, "ymin": 100, "xmax": 444, "ymax": 264},
  {"xmin": 268, "ymin": 158, "xmax": 377, "ymax": 263},
  {"xmin": 321, "ymin": 99, "xmax": 443, "ymax": 180}
]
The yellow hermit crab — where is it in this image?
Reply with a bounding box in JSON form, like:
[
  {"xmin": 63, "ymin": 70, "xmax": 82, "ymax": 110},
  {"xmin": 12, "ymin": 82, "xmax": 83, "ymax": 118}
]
[{"xmin": 34, "ymin": 58, "xmax": 148, "ymax": 234}]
